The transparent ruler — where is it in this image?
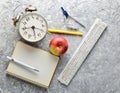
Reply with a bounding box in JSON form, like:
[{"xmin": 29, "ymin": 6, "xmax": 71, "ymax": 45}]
[{"xmin": 58, "ymin": 18, "xmax": 107, "ymax": 85}]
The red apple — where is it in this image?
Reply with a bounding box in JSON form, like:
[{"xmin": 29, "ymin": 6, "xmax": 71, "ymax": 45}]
[{"xmin": 49, "ymin": 36, "xmax": 68, "ymax": 56}]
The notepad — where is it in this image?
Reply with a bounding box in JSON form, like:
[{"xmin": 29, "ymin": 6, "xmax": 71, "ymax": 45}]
[{"xmin": 6, "ymin": 41, "xmax": 59, "ymax": 89}]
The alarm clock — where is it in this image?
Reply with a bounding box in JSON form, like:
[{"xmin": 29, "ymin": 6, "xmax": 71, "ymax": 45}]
[{"xmin": 13, "ymin": 5, "xmax": 48, "ymax": 42}]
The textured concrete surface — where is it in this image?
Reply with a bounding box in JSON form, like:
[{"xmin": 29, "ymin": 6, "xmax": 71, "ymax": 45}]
[{"xmin": 0, "ymin": 0, "xmax": 120, "ymax": 93}]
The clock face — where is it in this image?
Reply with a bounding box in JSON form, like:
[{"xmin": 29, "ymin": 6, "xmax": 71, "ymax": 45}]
[{"xmin": 18, "ymin": 13, "xmax": 48, "ymax": 42}]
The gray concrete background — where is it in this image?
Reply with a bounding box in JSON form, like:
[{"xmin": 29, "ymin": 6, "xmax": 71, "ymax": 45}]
[{"xmin": 0, "ymin": 0, "xmax": 120, "ymax": 93}]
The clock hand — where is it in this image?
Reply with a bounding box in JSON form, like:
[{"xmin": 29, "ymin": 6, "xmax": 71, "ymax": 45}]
[
  {"xmin": 25, "ymin": 27, "xmax": 31, "ymax": 29},
  {"xmin": 22, "ymin": 27, "xmax": 31, "ymax": 30},
  {"xmin": 31, "ymin": 26, "xmax": 36, "ymax": 39},
  {"xmin": 34, "ymin": 27, "xmax": 44, "ymax": 32}
]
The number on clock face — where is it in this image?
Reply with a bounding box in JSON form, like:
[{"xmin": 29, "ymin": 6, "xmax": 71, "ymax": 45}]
[{"xmin": 19, "ymin": 13, "xmax": 47, "ymax": 42}]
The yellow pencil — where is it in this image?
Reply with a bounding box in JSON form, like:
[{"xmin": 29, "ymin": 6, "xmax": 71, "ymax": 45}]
[{"xmin": 48, "ymin": 29, "xmax": 83, "ymax": 36}]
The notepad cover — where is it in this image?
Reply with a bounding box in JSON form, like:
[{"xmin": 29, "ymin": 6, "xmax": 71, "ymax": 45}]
[{"xmin": 6, "ymin": 41, "xmax": 59, "ymax": 88}]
